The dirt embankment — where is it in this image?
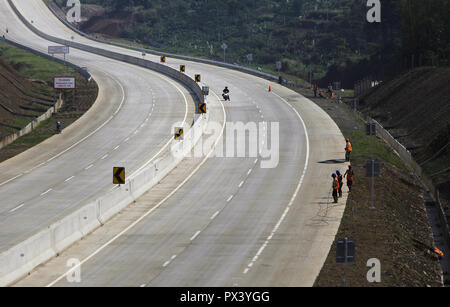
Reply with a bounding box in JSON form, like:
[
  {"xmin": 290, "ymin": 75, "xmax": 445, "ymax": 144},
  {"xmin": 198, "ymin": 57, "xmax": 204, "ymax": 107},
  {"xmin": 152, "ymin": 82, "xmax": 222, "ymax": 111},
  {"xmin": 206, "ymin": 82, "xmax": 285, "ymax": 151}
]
[
  {"xmin": 291, "ymin": 86, "xmax": 443, "ymax": 287},
  {"xmin": 0, "ymin": 50, "xmax": 98, "ymax": 163},
  {"xmin": 0, "ymin": 60, "xmax": 54, "ymax": 137},
  {"xmin": 357, "ymin": 67, "xmax": 450, "ymax": 226}
]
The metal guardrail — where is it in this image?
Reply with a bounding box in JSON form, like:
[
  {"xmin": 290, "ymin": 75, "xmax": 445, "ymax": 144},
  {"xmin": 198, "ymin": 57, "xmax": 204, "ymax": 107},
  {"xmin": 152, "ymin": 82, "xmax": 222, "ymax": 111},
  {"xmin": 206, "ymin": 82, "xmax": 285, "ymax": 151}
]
[
  {"xmin": 7, "ymin": 0, "xmax": 204, "ymax": 106},
  {"xmin": 0, "ymin": 35, "xmax": 92, "ymax": 82},
  {"xmin": 351, "ymin": 107, "xmax": 450, "ymax": 249}
]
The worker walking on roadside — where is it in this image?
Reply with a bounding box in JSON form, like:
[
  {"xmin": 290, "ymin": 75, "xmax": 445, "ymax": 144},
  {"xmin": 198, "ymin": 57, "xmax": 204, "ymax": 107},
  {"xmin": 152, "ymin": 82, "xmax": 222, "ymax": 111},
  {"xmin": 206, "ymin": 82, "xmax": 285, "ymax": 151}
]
[
  {"xmin": 313, "ymin": 84, "xmax": 318, "ymax": 97},
  {"xmin": 336, "ymin": 170, "xmax": 343, "ymax": 198},
  {"xmin": 332, "ymin": 173, "xmax": 339, "ymax": 203},
  {"xmin": 345, "ymin": 138, "xmax": 352, "ymax": 162},
  {"xmin": 56, "ymin": 121, "xmax": 62, "ymax": 134},
  {"xmin": 344, "ymin": 165, "xmax": 354, "ymax": 192}
]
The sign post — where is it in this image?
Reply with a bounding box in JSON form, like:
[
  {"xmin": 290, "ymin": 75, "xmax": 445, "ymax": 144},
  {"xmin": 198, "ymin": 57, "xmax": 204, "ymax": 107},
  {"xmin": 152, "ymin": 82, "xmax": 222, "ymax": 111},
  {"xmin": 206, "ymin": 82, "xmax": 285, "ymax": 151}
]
[
  {"xmin": 48, "ymin": 46, "xmax": 69, "ymax": 66},
  {"xmin": 54, "ymin": 76, "xmax": 76, "ymax": 113},
  {"xmin": 366, "ymin": 121, "xmax": 378, "ymax": 209},
  {"xmin": 221, "ymin": 43, "xmax": 228, "ymax": 62},
  {"xmin": 336, "ymin": 238, "xmax": 355, "ymax": 287},
  {"xmin": 113, "ymin": 167, "xmax": 125, "ymax": 185}
]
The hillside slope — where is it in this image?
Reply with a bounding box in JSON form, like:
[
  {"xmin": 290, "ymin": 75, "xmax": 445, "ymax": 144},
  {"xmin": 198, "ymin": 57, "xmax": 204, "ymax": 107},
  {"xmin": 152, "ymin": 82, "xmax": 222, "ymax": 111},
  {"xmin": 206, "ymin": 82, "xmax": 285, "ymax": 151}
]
[
  {"xmin": 0, "ymin": 59, "xmax": 54, "ymax": 138},
  {"xmin": 356, "ymin": 67, "xmax": 450, "ymax": 215}
]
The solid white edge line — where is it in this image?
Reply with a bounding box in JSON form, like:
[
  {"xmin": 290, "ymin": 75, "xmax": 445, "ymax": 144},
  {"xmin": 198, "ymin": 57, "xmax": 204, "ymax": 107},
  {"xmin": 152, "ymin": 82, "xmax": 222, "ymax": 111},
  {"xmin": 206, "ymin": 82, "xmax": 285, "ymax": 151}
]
[
  {"xmin": 243, "ymin": 89, "xmax": 310, "ymax": 273},
  {"xmin": 46, "ymin": 90, "xmax": 226, "ymax": 287},
  {"xmin": 0, "ymin": 71, "xmax": 125, "ymax": 187}
]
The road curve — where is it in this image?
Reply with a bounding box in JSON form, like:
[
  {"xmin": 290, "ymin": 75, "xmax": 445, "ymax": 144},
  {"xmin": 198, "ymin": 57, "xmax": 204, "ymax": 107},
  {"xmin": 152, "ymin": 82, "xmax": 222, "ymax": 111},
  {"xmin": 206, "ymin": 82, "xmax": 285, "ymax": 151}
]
[
  {"xmin": 10, "ymin": 0, "xmax": 348, "ymax": 286},
  {"xmin": 0, "ymin": 0, "xmax": 194, "ymax": 252}
]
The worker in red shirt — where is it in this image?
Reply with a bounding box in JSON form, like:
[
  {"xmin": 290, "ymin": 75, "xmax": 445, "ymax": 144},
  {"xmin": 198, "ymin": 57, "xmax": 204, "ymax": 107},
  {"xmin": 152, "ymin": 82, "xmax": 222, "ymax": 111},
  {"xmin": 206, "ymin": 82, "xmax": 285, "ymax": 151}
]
[{"xmin": 344, "ymin": 165, "xmax": 354, "ymax": 192}]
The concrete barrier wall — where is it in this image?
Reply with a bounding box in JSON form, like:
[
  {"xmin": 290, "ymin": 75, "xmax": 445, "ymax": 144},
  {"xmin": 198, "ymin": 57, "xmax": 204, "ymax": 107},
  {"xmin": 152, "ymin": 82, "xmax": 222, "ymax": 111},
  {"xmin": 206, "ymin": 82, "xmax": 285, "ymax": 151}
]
[
  {"xmin": 0, "ymin": 97, "xmax": 63, "ymax": 150},
  {"xmin": 0, "ymin": 0, "xmax": 212, "ymax": 286},
  {"xmin": 0, "ymin": 110, "xmax": 209, "ymax": 286}
]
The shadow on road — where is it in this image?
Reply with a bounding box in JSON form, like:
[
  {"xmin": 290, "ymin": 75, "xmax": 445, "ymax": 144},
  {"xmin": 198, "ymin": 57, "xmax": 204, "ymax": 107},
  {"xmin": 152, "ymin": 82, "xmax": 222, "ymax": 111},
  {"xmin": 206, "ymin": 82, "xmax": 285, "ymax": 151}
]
[{"xmin": 318, "ymin": 159, "xmax": 346, "ymax": 164}]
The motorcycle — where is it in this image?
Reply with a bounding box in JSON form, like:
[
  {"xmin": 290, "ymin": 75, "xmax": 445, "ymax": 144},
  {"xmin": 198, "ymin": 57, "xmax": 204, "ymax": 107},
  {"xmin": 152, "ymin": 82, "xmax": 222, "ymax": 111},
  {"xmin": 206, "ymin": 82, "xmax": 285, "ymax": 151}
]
[{"xmin": 222, "ymin": 92, "xmax": 230, "ymax": 101}]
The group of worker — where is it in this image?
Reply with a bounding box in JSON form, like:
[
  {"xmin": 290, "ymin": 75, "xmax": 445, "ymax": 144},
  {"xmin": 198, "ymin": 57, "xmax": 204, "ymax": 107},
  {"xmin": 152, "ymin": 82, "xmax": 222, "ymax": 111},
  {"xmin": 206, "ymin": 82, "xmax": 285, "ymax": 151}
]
[
  {"xmin": 331, "ymin": 138, "xmax": 353, "ymax": 203},
  {"xmin": 313, "ymin": 83, "xmax": 335, "ymax": 99}
]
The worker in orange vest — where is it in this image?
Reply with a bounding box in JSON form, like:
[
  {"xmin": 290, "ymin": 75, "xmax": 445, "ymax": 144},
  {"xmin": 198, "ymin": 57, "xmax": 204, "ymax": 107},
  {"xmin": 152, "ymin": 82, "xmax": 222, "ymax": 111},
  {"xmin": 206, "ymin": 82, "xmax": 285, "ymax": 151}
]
[
  {"xmin": 332, "ymin": 173, "xmax": 339, "ymax": 203},
  {"xmin": 434, "ymin": 247, "xmax": 444, "ymax": 259},
  {"xmin": 345, "ymin": 138, "xmax": 352, "ymax": 162},
  {"xmin": 344, "ymin": 165, "xmax": 354, "ymax": 192}
]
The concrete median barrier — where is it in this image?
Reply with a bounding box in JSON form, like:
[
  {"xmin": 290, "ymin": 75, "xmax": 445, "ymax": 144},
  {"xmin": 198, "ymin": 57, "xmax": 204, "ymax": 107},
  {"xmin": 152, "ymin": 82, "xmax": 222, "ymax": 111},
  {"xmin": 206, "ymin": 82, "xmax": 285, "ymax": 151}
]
[
  {"xmin": 0, "ymin": 110, "xmax": 209, "ymax": 286},
  {"xmin": 0, "ymin": 0, "xmax": 210, "ymax": 286}
]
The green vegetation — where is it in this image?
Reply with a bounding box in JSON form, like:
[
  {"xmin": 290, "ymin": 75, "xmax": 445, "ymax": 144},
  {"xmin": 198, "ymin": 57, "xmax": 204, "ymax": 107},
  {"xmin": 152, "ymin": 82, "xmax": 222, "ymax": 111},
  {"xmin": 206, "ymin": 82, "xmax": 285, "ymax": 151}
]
[
  {"xmin": 344, "ymin": 130, "xmax": 406, "ymax": 170},
  {"xmin": 54, "ymin": 0, "xmax": 449, "ymax": 88},
  {"xmin": 0, "ymin": 41, "xmax": 73, "ymax": 86},
  {"xmin": 0, "ymin": 40, "xmax": 98, "ymax": 161}
]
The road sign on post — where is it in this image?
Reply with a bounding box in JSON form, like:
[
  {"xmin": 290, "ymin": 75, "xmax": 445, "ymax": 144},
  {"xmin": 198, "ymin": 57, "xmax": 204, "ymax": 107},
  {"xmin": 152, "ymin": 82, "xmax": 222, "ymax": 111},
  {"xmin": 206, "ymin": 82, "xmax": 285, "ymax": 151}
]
[
  {"xmin": 202, "ymin": 86, "xmax": 209, "ymax": 96},
  {"xmin": 54, "ymin": 77, "xmax": 76, "ymax": 89},
  {"xmin": 198, "ymin": 102, "xmax": 207, "ymax": 114},
  {"xmin": 180, "ymin": 65, "xmax": 186, "ymax": 73},
  {"xmin": 113, "ymin": 167, "xmax": 125, "ymax": 185},
  {"xmin": 366, "ymin": 123, "xmax": 376, "ymax": 136},
  {"xmin": 333, "ymin": 81, "xmax": 341, "ymax": 91},
  {"xmin": 246, "ymin": 53, "xmax": 253, "ymax": 64},
  {"xmin": 336, "ymin": 238, "xmax": 355, "ymax": 287},
  {"xmin": 49, "ymin": 46, "xmax": 70, "ymax": 66},
  {"xmin": 160, "ymin": 56, "xmax": 166, "ymax": 63},
  {"xmin": 221, "ymin": 43, "xmax": 228, "ymax": 62},
  {"xmin": 276, "ymin": 61, "xmax": 282, "ymax": 72},
  {"xmin": 174, "ymin": 127, "xmax": 183, "ymax": 140},
  {"xmin": 366, "ymin": 160, "xmax": 380, "ymax": 177},
  {"xmin": 48, "ymin": 46, "xmax": 69, "ymax": 55},
  {"xmin": 195, "ymin": 74, "xmax": 201, "ymax": 82}
]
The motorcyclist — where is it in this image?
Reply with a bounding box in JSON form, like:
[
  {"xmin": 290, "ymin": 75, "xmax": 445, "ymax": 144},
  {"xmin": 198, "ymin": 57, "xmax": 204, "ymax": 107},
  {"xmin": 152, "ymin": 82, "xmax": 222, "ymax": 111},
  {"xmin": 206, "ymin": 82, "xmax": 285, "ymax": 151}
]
[{"xmin": 222, "ymin": 86, "xmax": 230, "ymax": 101}]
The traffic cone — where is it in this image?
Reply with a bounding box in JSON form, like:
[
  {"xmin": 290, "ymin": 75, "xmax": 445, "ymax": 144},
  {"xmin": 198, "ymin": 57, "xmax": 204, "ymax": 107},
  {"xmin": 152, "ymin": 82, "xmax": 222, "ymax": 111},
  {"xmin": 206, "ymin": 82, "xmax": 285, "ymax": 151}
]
[{"xmin": 268, "ymin": 86, "xmax": 271, "ymax": 92}]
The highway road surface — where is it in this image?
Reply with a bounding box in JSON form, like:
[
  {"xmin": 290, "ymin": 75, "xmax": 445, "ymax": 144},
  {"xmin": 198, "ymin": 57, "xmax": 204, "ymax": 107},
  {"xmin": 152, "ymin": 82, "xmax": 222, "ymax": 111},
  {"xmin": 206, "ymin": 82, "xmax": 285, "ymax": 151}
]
[
  {"xmin": 0, "ymin": 0, "xmax": 194, "ymax": 252},
  {"xmin": 4, "ymin": 0, "xmax": 349, "ymax": 286}
]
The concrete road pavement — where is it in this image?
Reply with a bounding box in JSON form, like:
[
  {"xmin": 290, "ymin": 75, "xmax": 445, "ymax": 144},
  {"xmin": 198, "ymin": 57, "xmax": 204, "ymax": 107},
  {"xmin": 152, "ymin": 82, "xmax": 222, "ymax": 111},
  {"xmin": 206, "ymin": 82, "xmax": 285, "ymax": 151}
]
[{"xmin": 9, "ymin": 0, "xmax": 348, "ymax": 286}]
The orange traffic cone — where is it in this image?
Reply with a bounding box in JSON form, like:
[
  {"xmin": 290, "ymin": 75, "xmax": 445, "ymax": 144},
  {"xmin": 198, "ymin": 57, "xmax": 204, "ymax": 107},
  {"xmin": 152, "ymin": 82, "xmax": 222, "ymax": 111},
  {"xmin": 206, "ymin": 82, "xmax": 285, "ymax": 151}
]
[{"xmin": 268, "ymin": 86, "xmax": 271, "ymax": 92}]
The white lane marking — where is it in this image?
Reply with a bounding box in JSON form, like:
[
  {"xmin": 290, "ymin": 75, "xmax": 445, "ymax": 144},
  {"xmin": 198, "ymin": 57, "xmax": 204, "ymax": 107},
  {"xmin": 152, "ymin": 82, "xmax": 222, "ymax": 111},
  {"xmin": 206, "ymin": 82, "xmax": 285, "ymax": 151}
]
[
  {"xmin": 101, "ymin": 154, "xmax": 108, "ymax": 160},
  {"xmin": 40, "ymin": 189, "xmax": 52, "ymax": 196},
  {"xmin": 140, "ymin": 284, "xmax": 146, "ymax": 287},
  {"xmin": 85, "ymin": 164, "xmax": 94, "ymax": 170},
  {"xmin": 226, "ymin": 195, "xmax": 234, "ymax": 202},
  {"xmin": 113, "ymin": 145, "xmax": 120, "ymax": 151},
  {"xmin": 0, "ymin": 174, "xmax": 23, "ymax": 187},
  {"xmin": 0, "ymin": 72, "xmax": 125, "ymax": 188},
  {"xmin": 238, "ymin": 181, "xmax": 244, "ymax": 188},
  {"xmin": 242, "ymin": 90, "xmax": 310, "ymax": 275},
  {"xmin": 124, "ymin": 137, "xmax": 130, "ymax": 142},
  {"xmin": 162, "ymin": 261, "xmax": 170, "ymax": 267},
  {"xmin": 171, "ymin": 255, "xmax": 177, "ymax": 260},
  {"xmin": 254, "ymin": 159, "xmax": 258, "ymax": 164},
  {"xmin": 190, "ymin": 231, "xmax": 201, "ymax": 241},
  {"xmin": 210, "ymin": 211, "xmax": 220, "ymax": 220},
  {"xmin": 130, "ymin": 78, "xmax": 189, "ymax": 178},
  {"xmin": 47, "ymin": 90, "xmax": 226, "ymax": 287},
  {"xmin": 65, "ymin": 176, "xmax": 75, "ymax": 182},
  {"xmin": 9, "ymin": 203, "xmax": 25, "ymax": 213},
  {"xmin": 247, "ymin": 169, "xmax": 252, "ymax": 176}
]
